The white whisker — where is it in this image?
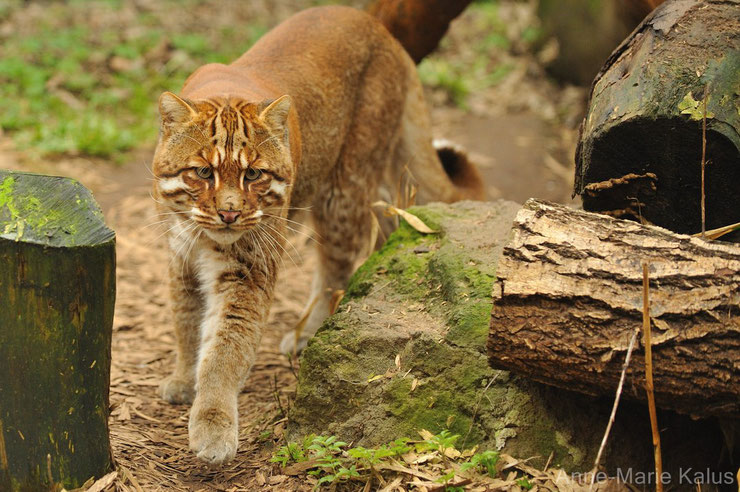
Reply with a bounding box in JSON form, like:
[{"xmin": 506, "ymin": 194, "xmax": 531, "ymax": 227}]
[
  {"xmin": 261, "ymin": 213, "xmax": 322, "ymax": 243},
  {"xmin": 259, "ymin": 222, "xmax": 302, "ymax": 267}
]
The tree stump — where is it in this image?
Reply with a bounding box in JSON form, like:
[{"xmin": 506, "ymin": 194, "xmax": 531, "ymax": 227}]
[
  {"xmin": 0, "ymin": 171, "xmax": 115, "ymax": 490},
  {"xmin": 574, "ymin": 0, "xmax": 740, "ymax": 240},
  {"xmin": 488, "ymin": 199, "xmax": 740, "ymax": 419},
  {"xmin": 367, "ymin": 0, "xmax": 473, "ymax": 63}
]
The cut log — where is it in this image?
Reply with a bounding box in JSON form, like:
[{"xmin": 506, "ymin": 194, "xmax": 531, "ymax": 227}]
[
  {"xmin": 0, "ymin": 171, "xmax": 115, "ymax": 491},
  {"xmin": 367, "ymin": 0, "xmax": 472, "ymax": 63},
  {"xmin": 488, "ymin": 199, "xmax": 739, "ymax": 419},
  {"xmin": 574, "ymin": 0, "xmax": 740, "ymax": 240}
]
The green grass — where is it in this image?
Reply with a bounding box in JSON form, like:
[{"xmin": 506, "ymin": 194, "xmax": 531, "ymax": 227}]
[
  {"xmin": 0, "ymin": 0, "xmax": 540, "ymax": 157},
  {"xmin": 0, "ymin": 1, "xmax": 267, "ymax": 159}
]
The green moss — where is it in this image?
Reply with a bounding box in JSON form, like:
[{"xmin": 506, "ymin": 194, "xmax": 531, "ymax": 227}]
[
  {"xmin": 382, "ymin": 333, "xmax": 497, "ymax": 447},
  {"xmin": 385, "ymin": 376, "xmax": 476, "ymax": 439},
  {"xmin": 0, "ymin": 171, "xmax": 113, "ymax": 247},
  {"xmin": 345, "ymin": 220, "xmax": 437, "ymax": 301},
  {"xmin": 445, "ymin": 301, "xmax": 492, "ymax": 350},
  {"xmin": 702, "ymin": 51, "xmax": 740, "ymax": 145}
]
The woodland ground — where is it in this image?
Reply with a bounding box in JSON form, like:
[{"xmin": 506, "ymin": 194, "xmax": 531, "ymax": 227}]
[{"xmin": 0, "ymin": 1, "xmax": 586, "ymax": 490}]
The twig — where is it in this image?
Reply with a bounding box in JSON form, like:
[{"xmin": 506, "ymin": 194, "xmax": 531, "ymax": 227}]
[
  {"xmin": 461, "ymin": 373, "xmax": 499, "ymax": 450},
  {"xmin": 701, "ymin": 85, "xmax": 708, "ymax": 238},
  {"xmin": 272, "ymin": 374, "xmax": 287, "ymax": 419},
  {"xmin": 0, "ymin": 419, "xmax": 8, "ymax": 472},
  {"xmin": 642, "ymin": 263, "xmax": 663, "ymax": 492},
  {"xmin": 590, "ymin": 304, "xmax": 642, "ymax": 488}
]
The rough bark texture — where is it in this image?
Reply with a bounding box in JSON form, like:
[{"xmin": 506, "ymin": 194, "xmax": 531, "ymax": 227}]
[
  {"xmin": 367, "ymin": 0, "xmax": 472, "ymax": 63},
  {"xmin": 489, "ymin": 199, "xmax": 740, "ymax": 419},
  {"xmin": 289, "ymin": 201, "xmax": 728, "ymax": 477},
  {"xmin": 574, "ymin": 0, "xmax": 740, "ymax": 240},
  {"xmin": 0, "ymin": 171, "xmax": 115, "ymax": 491}
]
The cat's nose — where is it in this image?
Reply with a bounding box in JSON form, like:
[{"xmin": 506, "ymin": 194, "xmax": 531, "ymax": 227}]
[{"xmin": 218, "ymin": 210, "xmax": 241, "ymax": 224}]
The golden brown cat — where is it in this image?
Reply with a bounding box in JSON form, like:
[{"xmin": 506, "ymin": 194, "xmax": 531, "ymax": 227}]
[{"xmin": 151, "ymin": 5, "xmax": 483, "ymax": 465}]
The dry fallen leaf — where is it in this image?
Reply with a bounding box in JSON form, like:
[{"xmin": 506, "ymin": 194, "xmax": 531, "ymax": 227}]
[{"xmin": 372, "ymin": 201, "xmax": 438, "ymax": 234}]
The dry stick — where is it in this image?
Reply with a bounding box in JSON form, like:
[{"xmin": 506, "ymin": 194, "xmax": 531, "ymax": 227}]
[
  {"xmin": 642, "ymin": 263, "xmax": 663, "ymax": 492},
  {"xmin": 701, "ymin": 85, "xmax": 708, "ymax": 238},
  {"xmin": 590, "ymin": 307, "xmax": 643, "ymax": 489}
]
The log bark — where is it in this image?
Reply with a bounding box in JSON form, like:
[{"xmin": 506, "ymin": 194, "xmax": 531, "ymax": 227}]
[
  {"xmin": 0, "ymin": 171, "xmax": 115, "ymax": 491},
  {"xmin": 574, "ymin": 0, "xmax": 740, "ymax": 240},
  {"xmin": 488, "ymin": 199, "xmax": 740, "ymax": 419},
  {"xmin": 367, "ymin": 0, "xmax": 472, "ymax": 63}
]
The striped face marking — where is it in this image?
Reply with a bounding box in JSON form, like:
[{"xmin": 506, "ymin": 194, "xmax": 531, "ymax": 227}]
[{"xmin": 152, "ymin": 96, "xmax": 293, "ymax": 244}]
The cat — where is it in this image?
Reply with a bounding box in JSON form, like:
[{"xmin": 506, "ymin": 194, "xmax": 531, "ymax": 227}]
[{"xmin": 151, "ymin": 5, "xmax": 484, "ymax": 465}]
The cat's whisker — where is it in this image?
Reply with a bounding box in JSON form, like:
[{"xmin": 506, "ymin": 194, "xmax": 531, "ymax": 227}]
[
  {"xmin": 261, "ymin": 212, "xmax": 314, "ymax": 229},
  {"xmin": 183, "ymin": 133, "xmax": 208, "ymax": 148},
  {"xmin": 142, "ymin": 211, "xmax": 190, "ymax": 230},
  {"xmin": 149, "ymin": 191, "xmax": 165, "ymax": 205},
  {"xmin": 154, "ymin": 218, "xmax": 197, "ymax": 247},
  {"xmin": 261, "ymin": 213, "xmax": 322, "ymax": 244},
  {"xmin": 257, "ymin": 224, "xmax": 300, "ymax": 269},
  {"xmin": 141, "ymin": 160, "xmax": 159, "ymax": 181},
  {"xmin": 168, "ymin": 223, "xmax": 200, "ymax": 280},
  {"xmin": 256, "ymin": 135, "xmax": 279, "ymax": 149},
  {"xmin": 251, "ymin": 230, "xmax": 269, "ymax": 275},
  {"xmin": 148, "ymin": 220, "xmax": 188, "ymax": 246},
  {"xmin": 256, "ymin": 227, "xmax": 283, "ymax": 268},
  {"xmin": 259, "ymin": 222, "xmax": 303, "ymax": 266},
  {"xmin": 264, "ymin": 205, "xmax": 313, "ymax": 214},
  {"xmin": 139, "ymin": 219, "xmax": 178, "ymax": 232},
  {"xmin": 257, "ymin": 226, "xmax": 285, "ymax": 269}
]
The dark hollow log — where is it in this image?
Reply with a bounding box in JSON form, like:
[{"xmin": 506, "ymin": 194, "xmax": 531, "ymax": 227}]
[{"xmin": 574, "ymin": 0, "xmax": 740, "ymax": 241}]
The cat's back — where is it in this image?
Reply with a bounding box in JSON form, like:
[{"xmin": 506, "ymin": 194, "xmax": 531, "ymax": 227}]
[{"xmin": 233, "ymin": 6, "xmax": 405, "ymax": 72}]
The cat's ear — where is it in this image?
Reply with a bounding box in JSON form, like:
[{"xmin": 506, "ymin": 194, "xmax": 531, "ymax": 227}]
[
  {"xmin": 159, "ymin": 92, "xmax": 196, "ymax": 128},
  {"xmin": 259, "ymin": 95, "xmax": 292, "ymax": 139}
]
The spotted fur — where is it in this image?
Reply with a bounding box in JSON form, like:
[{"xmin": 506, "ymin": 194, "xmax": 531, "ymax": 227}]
[{"xmin": 151, "ymin": 5, "xmax": 484, "ymax": 466}]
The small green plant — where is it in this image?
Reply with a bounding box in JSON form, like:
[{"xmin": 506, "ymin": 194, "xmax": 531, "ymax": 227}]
[
  {"xmin": 271, "ymin": 431, "xmax": 521, "ymax": 490},
  {"xmin": 460, "ymin": 450, "xmax": 500, "ymax": 478},
  {"xmin": 517, "ymin": 476, "xmax": 534, "ymax": 490},
  {"xmin": 420, "ymin": 429, "xmax": 460, "ymax": 455},
  {"xmin": 270, "ymin": 441, "xmax": 307, "ymax": 467}
]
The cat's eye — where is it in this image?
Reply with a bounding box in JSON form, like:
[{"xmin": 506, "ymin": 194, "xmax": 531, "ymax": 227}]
[
  {"xmin": 196, "ymin": 167, "xmax": 213, "ymax": 179},
  {"xmin": 245, "ymin": 168, "xmax": 262, "ymax": 181}
]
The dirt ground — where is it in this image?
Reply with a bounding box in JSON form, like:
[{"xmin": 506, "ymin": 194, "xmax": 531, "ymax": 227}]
[{"xmin": 0, "ymin": 3, "xmax": 586, "ymax": 490}]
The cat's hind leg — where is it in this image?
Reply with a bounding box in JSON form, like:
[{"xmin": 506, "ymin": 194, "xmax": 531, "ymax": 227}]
[{"xmin": 280, "ymin": 53, "xmax": 406, "ymax": 354}]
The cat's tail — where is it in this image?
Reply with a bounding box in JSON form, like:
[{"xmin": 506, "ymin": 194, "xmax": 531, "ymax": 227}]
[
  {"xmin": 431, "ymin": 139, "xmax": 486, "ymax": 201},
  {"xmin": 400, "ymin": 135, "xmax": 486, "ymax": 204},
  {"xmin": 395, "ymin": 67, "xmax": 486, "ymax": 204}
]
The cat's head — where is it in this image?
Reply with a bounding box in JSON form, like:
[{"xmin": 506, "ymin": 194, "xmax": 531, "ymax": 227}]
[{"xmin": 151, "ymin": 92, "xmax": 293, "ymax": 245}]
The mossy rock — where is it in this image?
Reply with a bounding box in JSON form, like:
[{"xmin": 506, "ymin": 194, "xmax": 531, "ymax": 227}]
[{"xmin": 293, "ymin": 201, "xmax": 658, "ymax": 472}]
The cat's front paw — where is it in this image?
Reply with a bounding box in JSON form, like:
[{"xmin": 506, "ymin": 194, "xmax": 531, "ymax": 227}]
[
  {"xmin": 279, "ymin": 331, "xmax": 311, "ymax": 355},
  {"xmin": 189, "ymin": 404, "xmax": 238, "ymax": 465},
  {"xmin": 160, "ymin": 375, "xmax": 195, "ymax": 404}
]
